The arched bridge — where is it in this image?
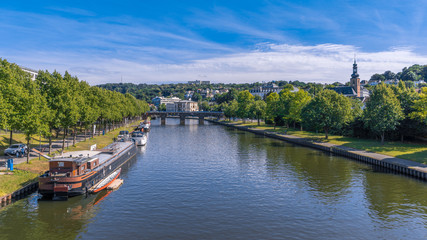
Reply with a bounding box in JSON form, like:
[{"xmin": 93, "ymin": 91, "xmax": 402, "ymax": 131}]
[{"xmin": 144, "ymin": 111, "xmax": 224, "ymax": 125}]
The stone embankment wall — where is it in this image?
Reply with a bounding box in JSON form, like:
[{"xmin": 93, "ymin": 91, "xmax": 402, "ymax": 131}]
[{"xmin": 211, "ymin": 120, "xmax": 427, "ymax": 181}]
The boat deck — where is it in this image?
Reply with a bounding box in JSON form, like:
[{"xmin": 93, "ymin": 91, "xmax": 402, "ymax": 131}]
[
  {"xmin": 97, "ymin": 142, "xmax": 134, "ymax": 165},
  {"xmin": 49, "ymin": 141, "xmax": 134, "ymax": 167}
]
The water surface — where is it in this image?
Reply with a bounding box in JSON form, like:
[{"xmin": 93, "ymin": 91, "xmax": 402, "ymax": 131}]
[{"xmin": 1, "ymin": 118, "xmax": 427, "ymax": 239}]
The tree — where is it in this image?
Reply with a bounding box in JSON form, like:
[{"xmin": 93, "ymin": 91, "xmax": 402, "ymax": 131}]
[
  {"xmin": 192, "ymin": 92, "xmax": 202, "ymax": 102},
  {"xmin": 237, "ymin": 90, "xmax": 254, "ymax": 122},
  {"xmin": 363, "ymin": 84, "xmax": 404, "ymax": 144},
  {"xmin": 370, "ymin": 73, "xmax": 385, "ymax": 82},
  {"xmin": 306, "ymin": 83, "xmax": 324, "ymax": 96},
  {"xmin": 224, "ymin": 100, "xmax": 238, "ymax": 120},
  {"xmin": 249, "ymin": 100, "xmax": 266, "ymax": 125},
  {"xmin": 0, "ymin": 60, "xmax": 50, "ymax": 162},
  {"xmin": 284, "ymin": 89, "xmax": 312, "ymax": 129},
  {"xmin": 0, "ymin": 93, "xmax": 9, "ymax": 129},
  {"xmin": 215, "ymin": 89, "xmax": 238, "ymax": 104},
  {"xmin": 410, "ymin": 87, "xmax": 427, "ymax": 124},
  {"xmin": 421, "ymin": 65, "xmax": 427, "ymax": 80},
  {"xmin": 383, "ymin": 71, "xmax": 396, "ymax": 80},
  {"xmin": 159, "ymin": 103, "xmax": 166, "ymax": 111},
  {"xmin": 0, "ymin": 59, "xmax": 32, "ymax": 145},
  {"xmin": 391, "ymin": 81, "xmax": 417, "ymax": 114},
  {"xmin": 79, "ymin": 82, "xmax": 101, "ymax": 140},
  {"xmin": 58, "ymin": 72, "xmax": 81, "ymax": 151},
  {"xmin": 301, "ymin": 89, "xmax": 353, "ymax": 139},
  {"xmin": 200, "ymin": 101, "xmax": 211, "ymax": 111},
  {"xmin": 0, "ymin": 60, "xmax": 14, "ymax": 130},
  {"xmin": 405, "ymin": 81, "xmax": 415, "ymax": 89},
  {"xmin": 265, "ymin": 92, "xmax": 280, "ymax": 128},
  {"xmin": 401, "ymin": 70, "xmax": 417, "ymax": 81},
  {"xmin": 20, "ymin": 79, "xmax": 50, "ymax": 163}
]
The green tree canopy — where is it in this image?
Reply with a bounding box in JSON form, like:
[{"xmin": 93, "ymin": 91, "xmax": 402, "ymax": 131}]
[
  {"xmin": 301, "ymin": 89, "xmax": 354, "ymax": 139},
  {"xmin": 363, "ymin": 84, "xmax": 404, "ymax": 144},
  {"xmin": 237, "ymin": 90, "xmax": 255, "ymax": 122},
  {"xmin": 410, "ymin": 87, "xmax": 427, "ymax": 124},
  {"xmin": 265, "ymin": 92, "xmax": 280, "ymax": 127},
  {"xmin": 249, "ymin": 100, "xmax": 267, "ymax": 125},
  {"xmin": 224, "ymin": 99, "xmax": 238, "ymax": 120}
]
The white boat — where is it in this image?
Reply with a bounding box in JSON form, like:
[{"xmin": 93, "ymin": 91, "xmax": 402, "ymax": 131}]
[
  {"xmin": 131, "ymin": 131, "xmax": 148, "ymax": 146},
  {"xmin": 91, "ymin": 168, "xmax": 121, "ymax": 193}
]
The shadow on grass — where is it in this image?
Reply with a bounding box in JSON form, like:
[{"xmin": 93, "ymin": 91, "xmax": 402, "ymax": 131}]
[
  {"xmin": 228, "ymin": 121, "xmax": 427, "ymax": 164},
  {"xmin": 396, "ymin": 150, "xmax": 427, "ymax": 164}
]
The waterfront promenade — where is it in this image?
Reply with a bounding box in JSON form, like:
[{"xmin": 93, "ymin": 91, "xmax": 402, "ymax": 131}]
[
  {"xmin": 0, "ymin": 134, "xmax": 94, "ymax": 170},
  {"xmin": 211, "ymin": 120, "xmax": 427, "ymax": 180}
]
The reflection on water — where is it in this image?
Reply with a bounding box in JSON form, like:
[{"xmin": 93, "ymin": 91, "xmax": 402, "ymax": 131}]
[
  {"xmin": 1, "ymin": 118, "xmax": 427, "ymax": 239},
  {"xmin": 0, "ymin": 155, "xmax": 138, "ymax": 240}
]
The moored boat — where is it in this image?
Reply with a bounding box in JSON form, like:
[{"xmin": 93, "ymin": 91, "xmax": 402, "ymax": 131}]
[
  {"xmin": 131, "ymin": 131, "xmax": 148, "ymax": 146},
  {"xmin": 90, "ymin": 168, "xmax": 121, "ymax": 193},
  {"xmin": 38, "ymin": 141, "xmax": 136, "ymax": 200},
  {"xmin": 142, "ymin": 120, "xmax": 151, "ymax": 132}
]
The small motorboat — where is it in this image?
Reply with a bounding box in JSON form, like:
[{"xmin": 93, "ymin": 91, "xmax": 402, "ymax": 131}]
[
  {"xmin": 131, "ymin": 131, "xmax": 148, "ymax": 146},
  {"xmin": 91, "ymin": 168, "xmax": 121, "ymax": 193}
]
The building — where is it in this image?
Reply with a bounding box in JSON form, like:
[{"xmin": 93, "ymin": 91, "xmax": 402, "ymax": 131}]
[
  {"xmin": 188, "ymin": 80, "xmax": 211, "ymax": 85},
  {"xmin": 152, "ymin": 96, "xmax": 181, "ymax": 107},
  {"xmin": 331, "ymin": 59, "xmax": 370, "ymax": 99},
  {"xmin": 184, "ymin": 91, "xmax": 194, "ymax": 100},
  {"xmin": 166, "ymin": 100, "xmax": 199, "ymax": 112},
  {"xmin": 250, "ymin": 82, "xmax": 298, "ymax": 98},
  {"xmin": 200, "ymin": 88, "xmax": 214, "ymax": 98},
  {"xmin": 20, "ymin": 66, "xmax": 38, "ymax": 80}
]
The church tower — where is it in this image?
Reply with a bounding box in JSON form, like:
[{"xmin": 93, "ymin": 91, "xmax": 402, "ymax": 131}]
[{"xmin": 350, "ymin": 57, "xmax": 360, "ymax": 97}]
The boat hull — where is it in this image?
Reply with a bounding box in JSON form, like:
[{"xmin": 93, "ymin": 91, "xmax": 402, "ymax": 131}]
[
  {"xmin": 132, "ymin": 135, "xmax": 147, "ymax": 146},
  {"xmin": 39, "ymin": 143, "xmax": 136, "ymax": 199}
]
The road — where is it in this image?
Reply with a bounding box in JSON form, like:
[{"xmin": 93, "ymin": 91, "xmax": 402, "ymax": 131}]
[{"xmin": 0, "ymin": 134, "xmax": 90, "ymax": 170}]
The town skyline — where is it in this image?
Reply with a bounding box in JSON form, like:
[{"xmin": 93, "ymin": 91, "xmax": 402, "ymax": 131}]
[{"xmin": 2, "ymin": 1, "xmax": 427, "ymax": 85}]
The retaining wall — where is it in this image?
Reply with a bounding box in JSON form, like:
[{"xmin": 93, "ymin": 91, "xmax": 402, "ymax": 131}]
[
  {"xmin": 0, "ymin": 182, "xmax": 38, "ymax": 209},
  {"xmin": 211, "ymin": 120, "xmax": 427, "ymax": 181}
]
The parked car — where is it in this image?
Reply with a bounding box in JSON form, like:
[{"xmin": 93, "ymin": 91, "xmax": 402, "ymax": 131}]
[{"xmin": 4, "ymin": 144, "xmax": 28, "ymax": 157}]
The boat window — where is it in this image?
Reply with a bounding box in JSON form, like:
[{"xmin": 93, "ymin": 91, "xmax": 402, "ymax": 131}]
[{"xmin": 58, "ymin": 162, "xmax": 64, "ymax": 167}]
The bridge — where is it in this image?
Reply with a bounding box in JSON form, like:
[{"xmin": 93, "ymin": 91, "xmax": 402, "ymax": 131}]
[{"xmin": 144, "ymin": 111, "xmax": 224, "ymax": 125}]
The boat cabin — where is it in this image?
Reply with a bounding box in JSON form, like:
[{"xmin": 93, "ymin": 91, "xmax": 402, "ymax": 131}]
[
  {"xmin": 49, "ymin": 157, "xmax": 99, "ymax": 177},
  {"xmin": 131, "ymin": 131, "xmax": 145, "ymax": 137}
]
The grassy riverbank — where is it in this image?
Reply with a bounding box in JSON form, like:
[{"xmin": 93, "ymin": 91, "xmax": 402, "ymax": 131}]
[
  {"xmin": 0, "ymin": 123, "xmax": 139, "ymax": 197},
  {"xmin": 223, "ymin": 121, "xmax": 427, "ymax": 164}
]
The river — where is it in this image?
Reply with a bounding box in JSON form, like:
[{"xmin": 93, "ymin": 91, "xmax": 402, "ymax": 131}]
[{"xmin": 1, "ymin": 118, "xmax": 427, "ymax": 239}]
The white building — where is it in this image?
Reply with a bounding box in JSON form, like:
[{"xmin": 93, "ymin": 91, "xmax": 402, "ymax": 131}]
[
  {"xmin": 250, "ymin": 83, "xmax": 298, "ymax": 98},
  {"xmin": 166, "ymin": 100, "xmax": 199, "ymax": 112},
  {"xmin": 20, "ymin": 66, "xmax": 38, "ymax": 80},
  {"xmin": 152, "ymin": 96, "xmax": 181, "ymax": 107}
]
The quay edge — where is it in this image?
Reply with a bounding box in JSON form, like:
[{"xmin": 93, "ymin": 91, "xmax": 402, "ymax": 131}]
[
  {"xmin": 209, "ymin": 120, "xmax": 427, "ymax": 181},
  {"xmin": 0, "ymin": 182, "xmax": 38, "ymax": 209}
]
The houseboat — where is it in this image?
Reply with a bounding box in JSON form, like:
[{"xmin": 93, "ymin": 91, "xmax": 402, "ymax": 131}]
[{"xmin": 38, "ymin": 141, "xmax": 136, "ymax": 200}]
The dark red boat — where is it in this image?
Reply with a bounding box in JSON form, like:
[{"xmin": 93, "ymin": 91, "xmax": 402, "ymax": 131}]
[{"xmin": 38, "ymin": 141, "xmax": 136, "ymax": 200}]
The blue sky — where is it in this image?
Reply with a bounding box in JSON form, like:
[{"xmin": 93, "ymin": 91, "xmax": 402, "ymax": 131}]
[{"xmin": 2, "ymin": 0, "xmax": 427, "ymax": 84}]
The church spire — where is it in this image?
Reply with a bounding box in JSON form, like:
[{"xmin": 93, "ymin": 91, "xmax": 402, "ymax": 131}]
[
  {"xmin": 351, "ymin": 55, "xmax": 359, "ymax": 78},
  {"xmin": 350, "ymin": 55, "xmax": 360, "ymax": 97}
]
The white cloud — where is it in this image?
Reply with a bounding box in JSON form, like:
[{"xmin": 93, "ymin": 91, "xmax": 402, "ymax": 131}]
[{"xmin": 5, "ymin": 43, "xmax": 427, "ymax": 85}]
